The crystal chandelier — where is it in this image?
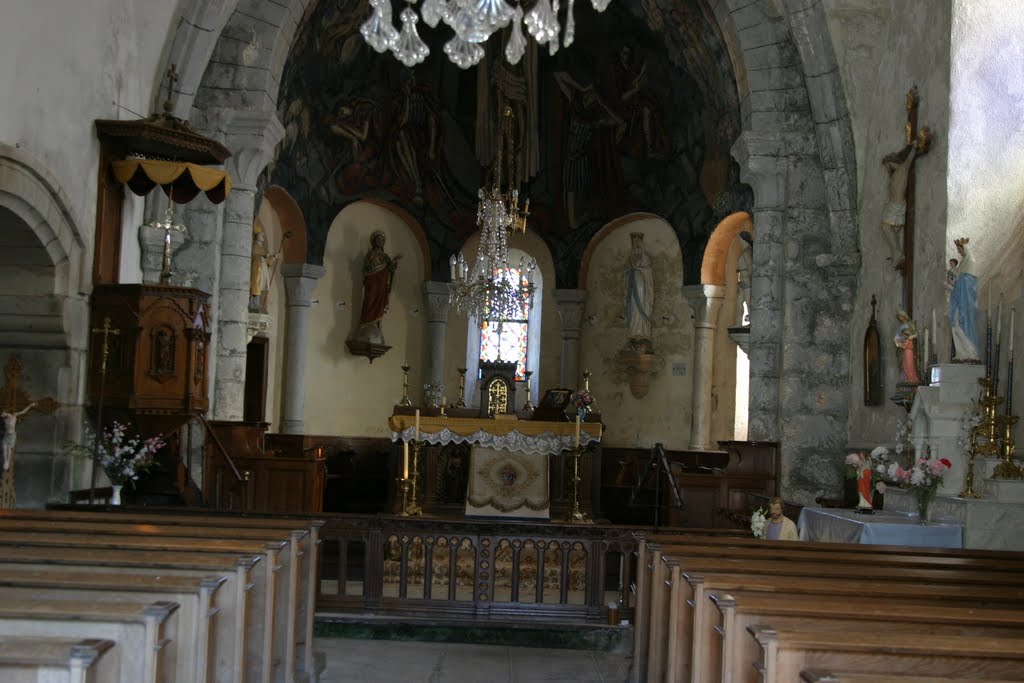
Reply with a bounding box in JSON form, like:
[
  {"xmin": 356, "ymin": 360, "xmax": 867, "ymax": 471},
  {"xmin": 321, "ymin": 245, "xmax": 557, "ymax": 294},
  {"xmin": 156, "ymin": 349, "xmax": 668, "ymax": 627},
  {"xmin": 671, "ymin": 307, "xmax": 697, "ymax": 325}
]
[
  {"xmin": 361, "ymin": 0, "xmax": 612, "ymax": 69},
  {"xmin": 449, "ymin": 105, "xmax": 536, "ymax": 320}
]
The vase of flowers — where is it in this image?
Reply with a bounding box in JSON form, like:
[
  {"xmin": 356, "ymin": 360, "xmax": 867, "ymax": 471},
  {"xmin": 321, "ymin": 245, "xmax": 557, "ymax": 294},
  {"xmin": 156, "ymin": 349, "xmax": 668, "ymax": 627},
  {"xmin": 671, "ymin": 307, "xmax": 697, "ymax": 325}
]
[
  {"xmin": 750, "ymin": 507, "xmax": 768, "ymax": 539},
  {"xmin": 893, "ymin": 456, "xmax": 952, "ymax": 524},
  {"xmin": 68, "ymin": 421, "xmax": 164, "ymax": 499},
  {"xmin": 571, "ymin": 389, "xmax": 593, "ymax": 421}
]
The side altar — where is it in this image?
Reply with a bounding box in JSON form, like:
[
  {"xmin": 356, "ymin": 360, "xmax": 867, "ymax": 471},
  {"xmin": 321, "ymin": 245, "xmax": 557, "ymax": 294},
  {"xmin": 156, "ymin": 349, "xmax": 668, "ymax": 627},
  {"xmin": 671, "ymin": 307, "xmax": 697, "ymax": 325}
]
[{"xmin": 388, "ymin": 414, "xmax": 603, "ymax": 521}]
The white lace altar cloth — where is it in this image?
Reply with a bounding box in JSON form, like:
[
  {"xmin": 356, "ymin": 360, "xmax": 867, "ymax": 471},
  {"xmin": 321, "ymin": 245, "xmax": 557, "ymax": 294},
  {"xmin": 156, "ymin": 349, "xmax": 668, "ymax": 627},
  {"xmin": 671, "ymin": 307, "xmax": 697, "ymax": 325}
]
[{"xmin": 388, "ymin": 415, "xmax": 601, "ymax": 456}]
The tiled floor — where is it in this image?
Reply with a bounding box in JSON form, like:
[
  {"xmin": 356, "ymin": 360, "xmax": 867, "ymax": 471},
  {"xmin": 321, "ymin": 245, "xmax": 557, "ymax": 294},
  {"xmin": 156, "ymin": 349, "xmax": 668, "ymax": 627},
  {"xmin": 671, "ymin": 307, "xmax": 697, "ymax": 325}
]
[{"xmin": 314, "ymin": 637, "xmax": 633, "ymax": 682}]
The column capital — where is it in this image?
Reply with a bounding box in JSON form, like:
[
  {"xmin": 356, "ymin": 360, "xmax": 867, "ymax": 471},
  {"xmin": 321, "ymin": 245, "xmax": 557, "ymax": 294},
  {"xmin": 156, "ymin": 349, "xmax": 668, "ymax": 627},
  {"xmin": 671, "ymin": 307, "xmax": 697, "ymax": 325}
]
[
  {"xmin": 731, "ymin": 130, "xmax": 816, "ymax": 210},
  {"xmin": 198, "ymin": 108, "xmax": 285, "ymax": 190},
  {"xmin": 554, "ymin": 289, "xmax": 587, "ymax": 334},
  {"xmin": 282, "ymin": 263, "xmax": 326, "ymax": 307},
  {"xmin": 422, "ymin": 280, "xmax": 451, "ymax": 323},
  {"xmin": 683, "ymin": 284, "xmax": 726, "ymax": 329}
]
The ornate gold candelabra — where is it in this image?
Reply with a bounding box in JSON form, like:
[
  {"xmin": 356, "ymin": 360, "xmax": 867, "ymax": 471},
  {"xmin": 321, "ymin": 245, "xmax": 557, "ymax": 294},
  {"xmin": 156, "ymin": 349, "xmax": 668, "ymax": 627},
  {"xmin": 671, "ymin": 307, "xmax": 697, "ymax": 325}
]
[
  {"xmin": 522, "ymin": 369, "xmax": 534, "ymax": 411},
  {"xmin": 569, "ymin": 444, "xmax": 590, "ymax": 524},
  {"xmin": 405, "ymin": 440, "xmax": 423, "ymax": 516},
  {"xmin": 399, "ymin": 364, "xmax": 412, "ymax": 407},
  {"xmin": 456, "ymin": 368, "xmax": 467, "ymax": 408},
  {"xmin": 993, "ymin": 349, "xmax": 1021, "ymax": 479},
  {"xmin": 962, "ymin": 376, "xmax": 1004, "ymax": 497},
  {"xmin": 397, "ymin": 476, "xmax": 412, "ymax": 516}
]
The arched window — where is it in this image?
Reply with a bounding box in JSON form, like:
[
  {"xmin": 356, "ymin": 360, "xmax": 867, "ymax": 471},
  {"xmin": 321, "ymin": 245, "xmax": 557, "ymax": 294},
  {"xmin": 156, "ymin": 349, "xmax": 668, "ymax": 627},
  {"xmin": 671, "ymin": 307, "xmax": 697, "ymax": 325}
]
[{"xmin": 464, "ymin": 248, "xmax": 542, "ymax": 408}]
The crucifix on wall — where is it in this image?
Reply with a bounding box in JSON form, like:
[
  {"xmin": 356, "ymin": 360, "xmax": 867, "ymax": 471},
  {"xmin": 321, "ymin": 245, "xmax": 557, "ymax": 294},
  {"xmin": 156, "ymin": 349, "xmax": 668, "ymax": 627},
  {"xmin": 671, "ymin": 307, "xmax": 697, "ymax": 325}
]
[
  {"xmin": 881, "ymin": 85, "xmax": 933, "ymax": 317},
  {"xmin": 0, "ymin": 356, "xmax": 60, "ymax": 508}
]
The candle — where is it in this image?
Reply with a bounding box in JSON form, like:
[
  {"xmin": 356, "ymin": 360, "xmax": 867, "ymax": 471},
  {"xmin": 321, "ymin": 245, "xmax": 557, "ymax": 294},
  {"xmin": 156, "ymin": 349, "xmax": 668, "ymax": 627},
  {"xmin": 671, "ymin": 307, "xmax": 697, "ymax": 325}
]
[
  {"xmin": 997, "ymin": 297, "xmax": 1003, "ymax": 342},
  {"xmin": 575, "ymin": 413, "xmax": 581, "ymax": 448},
  {"xmin": 449, "ymin": 254, "xmax": 457, "ymax": 280},
  {"xmin": 402, "ymin": 440, "xmax": 409, "ymax": 480},
  {"xmin": 1011, "ymin": 308, "xmax": 1016, "ymax": 354},
  {"xmin": 414, "ymin": 409, "xmax": 420, "ymax": 442},
  {"xmin": 932, "ymin": 309, "xmax": 937, "ymax": 352},
  {"xmin": 922, "ymin": 329, "xmax": 929, "ymax": 378},
  {"xmin": 988, "ymin": 287, "xmax": 992, "ymax": 321}
]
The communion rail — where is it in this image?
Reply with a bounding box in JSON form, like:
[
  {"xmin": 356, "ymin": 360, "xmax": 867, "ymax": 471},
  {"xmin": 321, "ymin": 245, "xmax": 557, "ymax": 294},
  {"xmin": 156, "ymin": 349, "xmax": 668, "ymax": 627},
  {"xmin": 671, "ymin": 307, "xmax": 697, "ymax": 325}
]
[{"xmin": 316, "ymin": 514, "xmax": 640, "ymax": 625}]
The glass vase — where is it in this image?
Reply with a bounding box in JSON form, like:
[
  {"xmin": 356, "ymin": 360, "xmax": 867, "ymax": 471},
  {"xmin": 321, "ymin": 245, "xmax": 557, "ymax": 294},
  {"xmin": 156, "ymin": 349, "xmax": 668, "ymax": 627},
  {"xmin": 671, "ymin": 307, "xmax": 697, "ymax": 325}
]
[
  {"xmin": 111, "ymin": 484, "xmax": 123, "ymax": 506},
  {"xmin": 916, "ymin": 494, "xmax": 930, "ymax": 524}
]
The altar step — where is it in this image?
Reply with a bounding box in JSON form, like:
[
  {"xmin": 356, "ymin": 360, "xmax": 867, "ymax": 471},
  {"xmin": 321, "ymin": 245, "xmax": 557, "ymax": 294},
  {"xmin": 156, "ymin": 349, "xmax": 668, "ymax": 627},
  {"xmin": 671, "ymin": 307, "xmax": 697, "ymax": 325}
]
[{"xmin": 314, "ymin": 613, "xmax": 632, "ymax": 653}]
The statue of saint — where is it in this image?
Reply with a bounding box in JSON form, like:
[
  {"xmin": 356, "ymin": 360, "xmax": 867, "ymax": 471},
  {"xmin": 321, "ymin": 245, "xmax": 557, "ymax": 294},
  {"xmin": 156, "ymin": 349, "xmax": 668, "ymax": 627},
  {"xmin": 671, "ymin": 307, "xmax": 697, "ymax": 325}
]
[
  {"xmin": 736, "ymin": 231, "xmax": 753, "ymax": 327},
  {"xmin": 355, "ymin": 231, "xmax": 401, "ymax": 344},
  {"xmin": 624, "ymin": 232, "xmax": 654, "ymax": 351},
  {"xmin": 894, "ymin": 310, "xmax": 921, "ymax": 385},
  {"xmin": 949, "ymin": 237, "xmax": 980, "ymax": 361},
  {"xmin": 249, "ymin": 230, "xmax": 275, "ymax": 313}
]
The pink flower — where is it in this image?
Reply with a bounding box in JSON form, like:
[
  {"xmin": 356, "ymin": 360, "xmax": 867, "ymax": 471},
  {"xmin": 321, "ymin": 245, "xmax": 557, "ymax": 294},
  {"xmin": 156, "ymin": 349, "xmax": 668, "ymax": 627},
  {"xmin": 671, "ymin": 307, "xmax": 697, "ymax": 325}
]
[{"xmin": 845, "ymin": 453, "xmax": 862, "ymax": 466}]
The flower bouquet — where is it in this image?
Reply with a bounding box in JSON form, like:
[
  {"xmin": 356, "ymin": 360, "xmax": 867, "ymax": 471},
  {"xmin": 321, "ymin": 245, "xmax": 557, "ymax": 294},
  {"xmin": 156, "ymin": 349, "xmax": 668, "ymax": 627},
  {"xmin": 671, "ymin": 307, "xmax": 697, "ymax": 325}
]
[
  {"xmin": 69, "ymin": 421, "xmax": 164, "ymax": 487},
  {"xmin": 892, "ymin": 456, "xmax": 952, "ymax": 524},
  {"xmin": 750, "ymin": 507, "xmax": 768, "ymax": 539},
  {"xmin": 572, "ymin": 389, "xmax": 593, "ymax": 411}
]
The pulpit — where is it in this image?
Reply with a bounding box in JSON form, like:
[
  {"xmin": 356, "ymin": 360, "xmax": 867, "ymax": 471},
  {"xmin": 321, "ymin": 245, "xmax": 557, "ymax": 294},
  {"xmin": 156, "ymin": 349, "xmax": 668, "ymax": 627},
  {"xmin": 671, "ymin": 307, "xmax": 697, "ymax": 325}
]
[
  {"xmin": 88, "ymin": 283, "xmax": 211, "ymax": 428},
  {"xmin": 389, "ymin": 414, "xmax": 603, "ymax": 520}
]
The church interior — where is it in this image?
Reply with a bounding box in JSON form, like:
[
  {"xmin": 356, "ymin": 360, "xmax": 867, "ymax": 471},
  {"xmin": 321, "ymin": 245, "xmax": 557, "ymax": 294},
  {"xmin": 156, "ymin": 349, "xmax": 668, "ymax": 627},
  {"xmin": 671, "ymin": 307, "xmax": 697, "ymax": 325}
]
[{"xmin": 3, "ymin": 0, "xmax": 1024, "ymax": 681}]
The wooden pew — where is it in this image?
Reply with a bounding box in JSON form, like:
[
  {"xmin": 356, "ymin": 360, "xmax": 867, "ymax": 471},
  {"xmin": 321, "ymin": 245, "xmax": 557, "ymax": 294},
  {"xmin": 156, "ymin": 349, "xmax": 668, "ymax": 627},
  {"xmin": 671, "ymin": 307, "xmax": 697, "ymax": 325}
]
[
  {"xmin": 714, "ymin": 592, "xmax": 1024, "ymax": 683},
  {"xmin": 669, "ymin": 557, "xmax": 1024, "ymax": 683},
  {"xmin": 801, "ymin": 673, "xmax": 1022, "ymax": 683},
  {"xmin": 0, "ymin": 531, "xmax": 284, "ymax": 683},
  {"xmin": 0, "ymin": 637, "xmax": 118, "ymax": 683},
  {"xmin": 0, "ymin": 571, "xmax": 224, "ymax": 683},
  {"xmin": 0, "ymin": 546, "xmax": 257, "ymax": 683},
  {"xmin": 752, "ymin": 627, "xmax": 1024, "ymax": 682},
  {"xmin": 637, "ymin": 538, "xmax": 1024, "ymax": 683},
  {"xmin": 0, "ymin": 597, "xmax": 178, "ymax": 683},
  {"xmin": 0, "ymin": 517, "xmax": 307, "ymax": 683},
  {"xmin": 2, "ymin": 508, "xmax": 324, "ymax": 683}
]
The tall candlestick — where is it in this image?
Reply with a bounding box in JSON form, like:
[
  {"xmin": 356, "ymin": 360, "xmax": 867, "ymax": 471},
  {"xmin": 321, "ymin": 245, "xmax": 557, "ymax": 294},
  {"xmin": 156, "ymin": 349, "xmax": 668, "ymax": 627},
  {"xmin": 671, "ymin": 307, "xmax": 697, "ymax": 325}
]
[
  {"xmin": 922, "ymin": 329, "xmax": 929, "ymax": 380},
  {"xmin": 997, "ymin": 297, "xmax": 1003, "ymax": 341},
  {"xmin": 574, "ymin": 413, "xmax": 581, "ymax": 448},
  {"xmin": 931, "ymin": 309, "xmax": 938, "ymax": 359},
  {"xmin": 1011, "ymin": 308, "xmax": 1016, "ymax": 354},
  {"xmin": 403, "ymin": 440, "xmax": 410, "ymax": 480},
  {"xmin": 414, "ymin": 409, "xmax": 420, "ymax": 442}
]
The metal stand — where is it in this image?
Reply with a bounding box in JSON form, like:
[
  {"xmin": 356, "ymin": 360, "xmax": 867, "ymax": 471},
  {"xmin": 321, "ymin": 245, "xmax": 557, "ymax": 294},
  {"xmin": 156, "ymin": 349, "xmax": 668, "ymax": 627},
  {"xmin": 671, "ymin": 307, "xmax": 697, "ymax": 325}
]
[
  {"xmin": 88, "ymin": 317, "xmax": 121, "ymax": 504},
  {"xmin": 399, "ymin": 364, "xmax": 412, "ymax": 407},
  {"xmin": 629, "ymin": 443, "xmax": 685, "ymax": 528},
  {"xmin": 568, "ymin": 444, "xmax": 590, "ymax": 524},
  {"xmin": 405, "ymin": 440, "xmax": 423, "ymax": 516}
]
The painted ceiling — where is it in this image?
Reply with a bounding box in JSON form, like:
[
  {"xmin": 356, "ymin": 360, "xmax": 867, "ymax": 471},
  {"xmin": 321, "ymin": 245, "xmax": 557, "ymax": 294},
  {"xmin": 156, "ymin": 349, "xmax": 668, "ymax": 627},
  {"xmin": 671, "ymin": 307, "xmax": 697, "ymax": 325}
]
[{"xmin": 270, "ymin": 0, "xmax": 750, "ymax": 286}]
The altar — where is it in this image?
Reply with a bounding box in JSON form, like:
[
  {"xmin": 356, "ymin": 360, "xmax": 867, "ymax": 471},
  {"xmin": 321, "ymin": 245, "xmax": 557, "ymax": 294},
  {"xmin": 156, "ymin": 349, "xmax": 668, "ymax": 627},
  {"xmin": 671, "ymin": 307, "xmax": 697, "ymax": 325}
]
[
  {"xmin": 798, "ymin": 506, "xmax": 964, "ymax": 549},
  {"xmin": 388, "ymin": 414, "xmax": 603, "ymax": 520}
]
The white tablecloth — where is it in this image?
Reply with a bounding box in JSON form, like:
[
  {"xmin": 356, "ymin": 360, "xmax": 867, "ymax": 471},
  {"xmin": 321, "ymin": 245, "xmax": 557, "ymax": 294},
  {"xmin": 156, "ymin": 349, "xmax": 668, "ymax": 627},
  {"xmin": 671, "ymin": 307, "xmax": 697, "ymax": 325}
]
[{"xmin": 798, "ymin": 507, "xmax": 964, "ymax": 548}]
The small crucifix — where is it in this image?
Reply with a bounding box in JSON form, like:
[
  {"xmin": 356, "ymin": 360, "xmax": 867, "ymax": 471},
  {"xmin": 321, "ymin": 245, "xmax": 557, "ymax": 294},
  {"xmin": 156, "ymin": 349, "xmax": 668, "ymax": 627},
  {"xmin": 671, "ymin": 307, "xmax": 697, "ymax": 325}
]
[
  {"xmin": 88, "ymin": 317, "xmax": 121, "ymax": 502},
  {"xmin": 146, "ymin": 196, "xmax": 187, "ymax": 284},
  {"xmin": 881, "ymin": 85, "xmax": 933, "ymax": 318},
  {"xmin": 0, "ymin": 356, "xmax": 60, "ymax": 508}
]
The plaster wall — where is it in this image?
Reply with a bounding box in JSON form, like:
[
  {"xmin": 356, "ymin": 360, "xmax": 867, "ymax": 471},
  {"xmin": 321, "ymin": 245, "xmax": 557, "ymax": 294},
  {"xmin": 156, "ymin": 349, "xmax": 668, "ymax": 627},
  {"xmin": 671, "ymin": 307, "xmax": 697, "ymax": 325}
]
[
  {"xmin": 845, "ymin": 0, "xmax": 952, "ymax": 449},
  {"xmin": 949, "ymin": 0, "xmax": 1024, "ymax": 282},
  {"xmin": 580, "ymin": 218, "xmax": 692, "ymax": 451},
  {"xmin": 0, "ymin": 0, "xmax": 183, "ymax": 278},
  {"xmin": 305, "ymin": 202, "xmax": 425, "ymax": 438}
]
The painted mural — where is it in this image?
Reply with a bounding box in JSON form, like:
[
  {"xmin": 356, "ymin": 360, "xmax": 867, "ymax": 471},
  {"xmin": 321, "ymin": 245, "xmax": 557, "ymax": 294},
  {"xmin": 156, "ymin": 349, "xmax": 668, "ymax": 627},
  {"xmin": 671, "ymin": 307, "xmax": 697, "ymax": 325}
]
[{"xmin": 270, "ymin": 0, "xmax": 750, "ymax": 285}]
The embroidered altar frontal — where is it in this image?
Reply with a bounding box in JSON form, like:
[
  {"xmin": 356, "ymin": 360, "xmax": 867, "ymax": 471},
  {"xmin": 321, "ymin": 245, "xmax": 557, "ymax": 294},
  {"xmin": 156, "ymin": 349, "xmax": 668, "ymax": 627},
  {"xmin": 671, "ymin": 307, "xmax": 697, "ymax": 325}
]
[{"xmin": 465, "ymin": 446, "xmax": 550, "ymax": 519}]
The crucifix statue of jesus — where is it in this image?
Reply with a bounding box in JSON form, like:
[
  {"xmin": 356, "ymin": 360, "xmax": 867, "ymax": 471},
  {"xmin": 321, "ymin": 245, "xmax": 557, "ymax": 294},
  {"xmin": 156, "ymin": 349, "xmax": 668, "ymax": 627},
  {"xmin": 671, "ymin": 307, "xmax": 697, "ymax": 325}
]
[
  {"xmin": 881, "ymin": 86, "xmax": 933, "ymax": 317},
  {"xmin": 0, "ymin": 356, "xmax": 59, "ymax": 508}
]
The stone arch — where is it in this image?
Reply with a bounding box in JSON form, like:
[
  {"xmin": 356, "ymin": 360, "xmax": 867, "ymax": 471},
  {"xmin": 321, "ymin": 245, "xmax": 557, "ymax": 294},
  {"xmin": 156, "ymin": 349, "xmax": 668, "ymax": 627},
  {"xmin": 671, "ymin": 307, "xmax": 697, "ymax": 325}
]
[
  {"xmin": 262, "ymin": 185, "xmax": 309, "ymax": 266},
  {"xmin": 701, "ymin": 211, "xmax": 755, "ymax": 285}
]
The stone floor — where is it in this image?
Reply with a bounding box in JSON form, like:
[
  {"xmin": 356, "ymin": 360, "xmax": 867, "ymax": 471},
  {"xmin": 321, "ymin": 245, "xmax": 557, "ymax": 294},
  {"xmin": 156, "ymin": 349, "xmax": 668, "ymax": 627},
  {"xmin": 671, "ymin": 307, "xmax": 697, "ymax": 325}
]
[{"xmin": 314, "ymin": 637, "xmax": 633, "ymax": 682}]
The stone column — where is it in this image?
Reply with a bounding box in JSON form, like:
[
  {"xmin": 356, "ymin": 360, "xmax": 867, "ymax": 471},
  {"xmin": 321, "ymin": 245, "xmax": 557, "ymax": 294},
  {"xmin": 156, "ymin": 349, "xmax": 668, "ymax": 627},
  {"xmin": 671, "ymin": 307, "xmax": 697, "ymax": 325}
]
[
  {"xmin": 554, "ymin": 289, "xmax": 587, "ymax": 388},
  {"xmin": 684, "ymin": 284, "xmax": 725, "ymax": 450},
  {"xmin": 212, "ymin": 110, "xmax": 285, "ymax": 421},
  {"xmin": 422, "ymin": 281, "xmax": 451, "ymax": 392},
  {"xmin": 279, "ymin": 263, "xmax": 326, "ymax": 434}
]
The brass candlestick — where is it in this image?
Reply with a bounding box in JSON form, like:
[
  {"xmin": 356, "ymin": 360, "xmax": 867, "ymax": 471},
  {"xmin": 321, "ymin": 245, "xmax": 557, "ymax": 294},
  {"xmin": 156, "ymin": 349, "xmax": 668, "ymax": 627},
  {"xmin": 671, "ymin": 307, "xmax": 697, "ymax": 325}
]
[
  {"xmin": 456, "ymin": 368, "xmax": 467, "ymax": 408},
  {"xmin": 569, "ymin": 444, "xmax": 590, "ymax": 524},
  {"xmin": 406, "ymin": 440, "xmax": 423, "ymax": 516},
  {"xmin": 399, "ymin": 364, "xmax": 412, "ymax": 407},
  {"xmin": 961, "ymin": 376, "xmax": 1003, "ymax": 497},
  {"xmin": 397, "ymin": 476, "xmax": 412, "ymax": 516},
  {"xmin": 522, "ymin": 370, "xmax": 534, "ymax": 411},
  {"xmin": 993, "ymin": 415, "xmax": 1022, "ymax": 479}
]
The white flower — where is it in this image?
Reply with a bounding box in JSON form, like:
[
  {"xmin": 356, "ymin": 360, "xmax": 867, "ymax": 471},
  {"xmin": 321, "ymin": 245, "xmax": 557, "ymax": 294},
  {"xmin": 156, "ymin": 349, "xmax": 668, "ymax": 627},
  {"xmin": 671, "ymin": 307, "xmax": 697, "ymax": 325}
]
[
  {"xmin": 870, "ymin": 446, "xmax": 889, "ymax": 460},
  {"xmin": 750, "ymin": 508, "xmax": 768, "ymax": 539}
]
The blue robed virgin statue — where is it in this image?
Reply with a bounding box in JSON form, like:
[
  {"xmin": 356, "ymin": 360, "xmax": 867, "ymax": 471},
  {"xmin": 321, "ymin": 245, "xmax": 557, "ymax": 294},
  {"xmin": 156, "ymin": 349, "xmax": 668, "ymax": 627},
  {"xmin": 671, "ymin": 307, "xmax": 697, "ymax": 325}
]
[{"xmin": 949, "ymin": 237, "xmax": 979, "ymax": 361}]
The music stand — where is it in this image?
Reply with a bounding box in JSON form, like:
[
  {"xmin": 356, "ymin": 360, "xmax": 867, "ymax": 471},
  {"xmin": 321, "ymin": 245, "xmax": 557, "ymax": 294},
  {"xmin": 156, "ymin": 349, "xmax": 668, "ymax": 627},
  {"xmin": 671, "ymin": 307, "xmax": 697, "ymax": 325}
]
[{"xmin": 629, "ymin": 442, "xmax": 685, "ymax": 527}]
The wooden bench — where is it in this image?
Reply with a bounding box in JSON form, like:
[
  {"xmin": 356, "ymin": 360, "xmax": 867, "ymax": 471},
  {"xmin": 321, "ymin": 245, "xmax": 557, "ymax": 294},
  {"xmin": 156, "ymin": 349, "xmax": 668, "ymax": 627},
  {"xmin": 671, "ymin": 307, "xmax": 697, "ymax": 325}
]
[
  {"xmin": 0, "ymin": 597, "xmax": 178, "ymax": 683},
  {"xmin": 752, "ymin": 627, "xmax": 1024, "ymax": 682},
  {"xmin": 0, "ymin": 569, "xmax": 224, "ymax": 683},
  {"xmin": 633, "ymin": 536, "xmax": 1024, "ymax": 682},
  {"xmin": 714, "ymin": 592, "xmax": 1024, "ymax": 683},
  {"xmin": 801, "ymin": 673, "xmax": 1022, "ymax": 683},
  {"xmin": 0, "ymin": 546, "xmax": 257, "ymax": 683},
  {"xmin": 2, "ymin": 508, "xmax": 325, "ymax": 682},
  {"xmin": 0, "ymin": 531, "xmax": 284, "ymax": 683},
  {"xmin": 0, "ymin": 637, "xmax": 118, "ymax": 683}
]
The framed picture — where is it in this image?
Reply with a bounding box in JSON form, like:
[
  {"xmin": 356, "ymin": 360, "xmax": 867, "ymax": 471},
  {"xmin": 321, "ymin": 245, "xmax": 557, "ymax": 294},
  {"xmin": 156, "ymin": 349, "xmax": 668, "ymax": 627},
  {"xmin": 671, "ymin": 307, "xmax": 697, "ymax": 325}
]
[{"xmin": 532, "ymin": 388, "xmax": 573, "ymax": 421}]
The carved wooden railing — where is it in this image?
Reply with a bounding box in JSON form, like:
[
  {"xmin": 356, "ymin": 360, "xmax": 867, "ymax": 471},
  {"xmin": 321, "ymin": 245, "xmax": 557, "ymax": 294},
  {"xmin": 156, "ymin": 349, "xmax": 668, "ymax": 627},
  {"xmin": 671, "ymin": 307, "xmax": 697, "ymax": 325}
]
[{"xmin": 316, "ymin": 514, "xmax": 639, "ymax": 625}]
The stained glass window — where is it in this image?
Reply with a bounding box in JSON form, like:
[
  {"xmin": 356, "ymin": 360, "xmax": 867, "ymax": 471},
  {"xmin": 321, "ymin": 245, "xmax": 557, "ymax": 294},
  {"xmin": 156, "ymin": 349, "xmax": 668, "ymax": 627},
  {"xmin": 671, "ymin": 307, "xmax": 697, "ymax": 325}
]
[{"xmin": 479, "ymin": 268, "xmax": 529, "ymax": 380}]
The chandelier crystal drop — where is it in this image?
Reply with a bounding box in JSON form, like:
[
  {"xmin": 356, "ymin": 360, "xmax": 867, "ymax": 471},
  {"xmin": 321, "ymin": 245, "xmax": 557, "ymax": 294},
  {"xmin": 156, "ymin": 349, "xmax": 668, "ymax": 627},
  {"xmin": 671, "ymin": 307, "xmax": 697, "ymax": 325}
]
[
  {"xmin": 362, "ymin": 0, "xmax": 611, "ymax": 69},
  {"xmin": 449, "ymin": 106, "xmax": 536, "ymax": 321}
]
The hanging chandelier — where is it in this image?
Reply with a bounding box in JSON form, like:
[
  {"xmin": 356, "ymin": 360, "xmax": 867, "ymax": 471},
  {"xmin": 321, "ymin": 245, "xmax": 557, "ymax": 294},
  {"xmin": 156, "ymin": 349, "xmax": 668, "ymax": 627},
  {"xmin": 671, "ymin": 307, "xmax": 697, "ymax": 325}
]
[
  {"xmin": 360, "ymin": 0, "xmax": 612, "ymax": 69},
  {"xmin": 449, "ymin": 105, "xmax": 536, "ymax": 320}
]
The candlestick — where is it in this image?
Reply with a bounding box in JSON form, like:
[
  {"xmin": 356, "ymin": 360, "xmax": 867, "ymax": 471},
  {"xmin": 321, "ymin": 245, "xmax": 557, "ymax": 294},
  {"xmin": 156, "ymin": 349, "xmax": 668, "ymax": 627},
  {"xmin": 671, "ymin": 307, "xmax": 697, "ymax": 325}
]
[
  {"xmin": 414, "ymin": 409, "xmax": 420, "ymax": 442},
  {"xmin": 922, "ymin": 329, "xmax": 929, "ymax": 380},
  {"xmin": 575, "ymin": 413, "xmax": 581, "ymax": 448},
  {"xmin": 997, "ymin": 297, "xmax": 1003, "ymax": 340},
  {"xmin": 403, "ymin": 440, "xmax": 409, "ymax": 480},
  {"xmin": 931, "ymin": 308, "xmax": 937, "ymax": 355},
  {"xmin": 1007, "ymin": 352, "xmax": 1015, "ymax": 418},
  {"xmin": 1011, "ymin": 308, "xmax": 1016, "ymax": 354}
]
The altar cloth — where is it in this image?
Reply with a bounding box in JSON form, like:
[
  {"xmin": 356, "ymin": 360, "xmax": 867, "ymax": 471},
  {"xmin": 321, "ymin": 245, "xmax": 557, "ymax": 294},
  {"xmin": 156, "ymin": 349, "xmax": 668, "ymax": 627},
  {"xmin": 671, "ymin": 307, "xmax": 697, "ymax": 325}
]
[
  {"xmin": 465, "ymin": 446, "xmax": 550, "ymax": 519},
  {"xmin": 798, "ymin": 507, "xmax": 964, "ymax": 548}
]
